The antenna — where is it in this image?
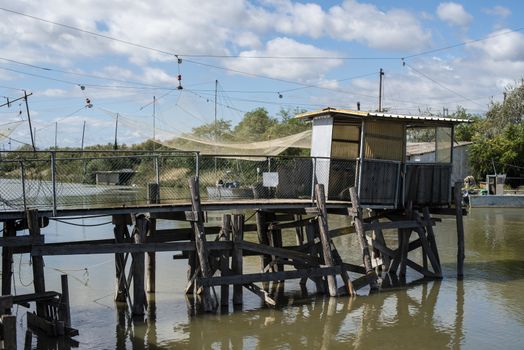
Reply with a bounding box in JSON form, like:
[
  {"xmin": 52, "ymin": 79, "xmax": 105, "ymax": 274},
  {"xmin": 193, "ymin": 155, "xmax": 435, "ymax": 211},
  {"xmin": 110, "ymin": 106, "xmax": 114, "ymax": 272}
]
[
  {"xmin": 54, "ymin": 121, "xmax": 58, "ymax": 149},
  {"xmin": 153, "ymin": 96, "xmax": 156, "ymax": 142}
]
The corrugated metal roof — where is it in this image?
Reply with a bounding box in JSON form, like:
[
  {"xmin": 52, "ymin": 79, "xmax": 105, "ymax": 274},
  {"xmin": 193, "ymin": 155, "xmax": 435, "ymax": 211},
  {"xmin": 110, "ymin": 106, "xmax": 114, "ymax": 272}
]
[{"xmin": 296, "ymin": 107, "xmax": 473, "ymax": 124}]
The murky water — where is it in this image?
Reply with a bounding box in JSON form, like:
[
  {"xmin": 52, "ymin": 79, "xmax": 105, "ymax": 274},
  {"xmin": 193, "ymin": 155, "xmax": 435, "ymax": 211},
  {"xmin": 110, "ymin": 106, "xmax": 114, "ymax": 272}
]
[{"xmin": 9, "ymin": 208, "xmax": 524, "ymax": 349}]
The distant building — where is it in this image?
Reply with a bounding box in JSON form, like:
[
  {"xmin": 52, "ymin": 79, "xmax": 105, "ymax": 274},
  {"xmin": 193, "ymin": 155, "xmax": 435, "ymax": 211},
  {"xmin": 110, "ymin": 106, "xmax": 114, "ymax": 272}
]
[
  {"xmin": 407, "ymin": 141, "xmax": 472, "ymax": 184},
  {"xmin": 94, "ymin": 169, "xmax": 136, "ymax": 186}
]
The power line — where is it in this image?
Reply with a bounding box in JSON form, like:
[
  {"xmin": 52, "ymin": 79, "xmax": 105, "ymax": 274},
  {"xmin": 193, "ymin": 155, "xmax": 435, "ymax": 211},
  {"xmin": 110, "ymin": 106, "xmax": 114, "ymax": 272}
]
[{"xmin": 403, "ymin": 61, "xmax": 485, "ymax": 108}]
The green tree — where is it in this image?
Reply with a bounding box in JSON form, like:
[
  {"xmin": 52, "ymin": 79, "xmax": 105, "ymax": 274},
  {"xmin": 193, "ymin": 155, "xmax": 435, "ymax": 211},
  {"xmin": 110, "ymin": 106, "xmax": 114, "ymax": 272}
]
[
  {"xmin": 233, "ymin": 107, "xmax": 277, "ymax": 142},
  {"xmin": 191, "ymin": 118, "xmax": 233, "ymax": 140}
]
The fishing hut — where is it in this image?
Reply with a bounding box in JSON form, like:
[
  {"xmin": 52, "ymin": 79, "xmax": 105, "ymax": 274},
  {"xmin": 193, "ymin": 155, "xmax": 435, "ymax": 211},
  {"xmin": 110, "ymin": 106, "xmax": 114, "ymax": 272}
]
[{"xmin": 0, "ymin": 108, "xmax": 469, "ymax": 347}]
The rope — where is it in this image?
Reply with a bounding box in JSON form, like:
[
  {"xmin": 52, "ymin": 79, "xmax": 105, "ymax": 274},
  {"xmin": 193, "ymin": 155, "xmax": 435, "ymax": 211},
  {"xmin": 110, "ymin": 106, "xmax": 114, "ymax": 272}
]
[{"xmin": 50, "ymin": 218, "xmax": 112, "ymax": 227}]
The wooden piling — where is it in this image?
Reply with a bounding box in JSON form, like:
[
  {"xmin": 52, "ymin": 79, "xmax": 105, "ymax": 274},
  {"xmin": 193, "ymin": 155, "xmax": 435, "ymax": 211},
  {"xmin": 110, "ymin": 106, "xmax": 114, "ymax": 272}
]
[
  {"xmin": 1, "ymin": 314, "xmax": 16, "ymax": 350},
  {"xmin": 255, "ymin": 211, "xmax": 271, "ymax": 272},
  {"xmin": 232, "ymin": 214, "xmax": 244, "ymax": 305},
  {"xmin": 112, "ymin": 214, "xmax": 130, "ymax": 302},
  {"xmin": 1, "ymin": 221, "xmax": 15, "ymax": 314},
  {"xmin": 305, "ymin": 221, "xmax": 326, "ymax": 294},
  {"xmin": 219, "ymin": 214, "xmax": 231, "ymax": 307},
  {"xmin": 348, "ymin": 188, "xmax": 379, "ymax": 291},
  {"xmin": 60, "ymin": 274, "xmax": 71, "ymax": 328},
  {"xmin": 132, "ymin": 214, "xmax": 148, "ymax": 316},
  {"xmin": 454, "ymin": 182, "xmax": 465, "ymax": 278},
  {"xmin": 27, "ymin": 209, "xmax": 47, "ymax": 317},
  {"xmin": 315, "ymin": 184, "xmax": 338, "ymax": 297},
  {"xmin": 189, "ymin": 176, "xmax": 216, "ymax": 312},
  {"xmin": 147, "ymin": 183, "xmax": 160, "ymax": 294}
]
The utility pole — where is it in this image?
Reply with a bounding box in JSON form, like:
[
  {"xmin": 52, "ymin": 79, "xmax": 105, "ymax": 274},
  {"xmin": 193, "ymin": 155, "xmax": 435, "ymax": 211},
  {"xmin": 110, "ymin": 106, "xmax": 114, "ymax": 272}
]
[
  {"xmin": 54, "ymin": 121, "xmax": 58, "ymax": 149},
  {"xmin": 214, "ymin": 80, "xmax": 218, "ymax": 141},
  {"xmin": 153, "ymin": 96, "xmax": 156, "ymax": 141},
  {"xmin": 24, "ymin": 90, "xmax": 36, "ymax": 151},
  {"xmin": 81, "ymin": 120, "xmax": 86, "ymax": 150},
  {"xmin": 114, "ymin": 113, "xmax": 119, "ymax": 150},
  {"xmin": 214, "ymin": 80, "xmax": 218, "ymax": 169},
  {"xmin": 378, "ymin": 68, "xmax": 384, "ymax": 112}
]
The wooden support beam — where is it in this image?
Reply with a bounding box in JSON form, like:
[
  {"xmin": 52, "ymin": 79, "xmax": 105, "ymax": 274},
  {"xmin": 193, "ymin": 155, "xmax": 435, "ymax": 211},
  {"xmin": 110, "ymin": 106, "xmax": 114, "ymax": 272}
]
[
  {"xmin": 348, "ymin": 187, "xmax": 379, "ymax": 291},
  {"xmin": 131, "ymin": 215, "xmax": 148, "ymax": 316},
  {"xmin": 27, "ymin": 312, "xmax": 64, "ymax": 337},
  {"xmin": 219, "ymin": 214, "xmax": 231, "ymax": 307},
  {"xmin": 189, "ymin": 176, "xmax": 216, "ymax": 312},
  {"xmin": 198, "ymin": 266, "xmax": 342, "ymax": 287},
  {"xmin": 232, "ymin": 214, "xmax": 244, "ymax": 305},
  {"xmin": 113, "ymin": 214, "xmax": 130, "ymax": 302},
  {"xmin": 454, "ymin": 182, "xmax": 465, "ymax": 278},
  {"xmin": 412, "ymin": 211, "xmax": 442, "ymax": 278},
  {"xmin": 423, "ymin": 207, "xmax": 441, "ymax": 267},
  {"xmin": 305, "ymin": 221, "xmax": 326, "ymax": 294},
  {"xmin": 59, "ymin": 275, "xmax": 71, "ymax": 329},
  {"xmin": 1, "ymin": 314, "xmax": 16, "ymax": 350},
  {"xmin": 27, "ymin": 209, "xmax": 47, "ymax": 318},
  {"xmin": 371, "ymin": 219, "xmax": 390, "ymax": 271},
  {"xmin": 315, "ymin": 184, "xmax": 338, "ymax": 297},
  {"xmin": 146, "ymin": 218, "xmax": 156, "ymax": 294},
  {"xmin": 32, "ymin": 241, "xmax": 232, "ymax": 256},
  {"xmin": 238, "ymin": 241, "xmax": 320, "ymax": 266},
  {"xmin": 2, "ymin": 221, "xmax": 16, "ymax": 315},
  {"xmin": 398, "ymin": 229, "xmax": 411, "ymax": 277},
  {"xmin": 243, "ymin": 283, "xmax": 276, "ymax": 306}
]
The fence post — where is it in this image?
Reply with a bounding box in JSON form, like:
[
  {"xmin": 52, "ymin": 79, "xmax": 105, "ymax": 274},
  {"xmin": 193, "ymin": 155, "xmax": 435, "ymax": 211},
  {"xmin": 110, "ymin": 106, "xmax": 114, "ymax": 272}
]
[
  {"xmin": 20, "ymin": 160, "xmax": 27, "ymax": 211},
  {"xmin": 311, "ymin": 157, "xmax": 317, "ymax": 202},
  {"xmin": 154, "ymin": 156, "xmax": 160, "ymax": 185},
  {"xmin": 195, "ymin": 152, "xmax": 200, "ymax": 178},
  {"xmin": 51, "ymin": 151, "xmax": 57, "ymax": 216}
]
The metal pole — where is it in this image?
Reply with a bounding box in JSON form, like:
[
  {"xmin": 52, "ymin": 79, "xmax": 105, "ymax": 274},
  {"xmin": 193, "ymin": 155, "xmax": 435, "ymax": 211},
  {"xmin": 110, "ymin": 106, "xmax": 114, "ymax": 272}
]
[
  {"xmin": 24, "ymin": 90, "xmax": 36, "ymax": 151},
  {"xmin": 81, "ymin": 120, "xmax": 86, "ymax": 150},
  {"xmin": 378, "ymin": 68, "xmax": 384, "ymax": 112},
  {"xmin": 114, "ymin": 113, "xmax": 119, "ymax": 150},
  {"xmin": 311, "ymin": 157, "xmax": 317, "ymax": 202},
  {"xmin": 54, "ymin": 121, "xmax": 58, "ymax": 149},
  {"xmin": 20, "ymin": 160, "xmax": 27, "ymax": 211},
  {"xmin": 153, "ymin": 96, "xmax": 156, "ymax": 143},
  {"xmin": 155, "ymin": 156, "xmax": 160, "ymax": 184},
  {"xmin": 51, "ymin": 152, "xmax": 57, "ymax": 216}
]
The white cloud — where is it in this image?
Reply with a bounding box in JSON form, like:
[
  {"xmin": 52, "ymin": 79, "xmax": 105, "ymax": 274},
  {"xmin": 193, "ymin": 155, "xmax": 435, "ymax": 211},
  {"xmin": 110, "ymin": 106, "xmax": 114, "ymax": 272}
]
[
  {"xmin": 437, "ymin": 2, "xmax": 473, "ymax": 28},
  {"xmin": 265, "ymin": 0, "xmax": 431, "ymax": 51},
  {"xmin": 468, "ymin": 30, "xmax": 524, "ymax": 62},
  {"xmin": 225, "ymin": 37, "xmax": 342, "ymax": 81},
  {"xmin": 326, "ymin": 1, "xmax": 431, "ymax": 51},
  {"xmin": 482, "ymin": 6, "xmax": 511, "ymax": 18}
]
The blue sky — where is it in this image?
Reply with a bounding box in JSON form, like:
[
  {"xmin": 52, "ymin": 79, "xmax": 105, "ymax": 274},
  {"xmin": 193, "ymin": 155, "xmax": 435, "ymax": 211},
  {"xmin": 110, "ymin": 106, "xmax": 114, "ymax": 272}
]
[{"xmin": 0, "ymin": 0, "xmax": 523, "ymax": 148}]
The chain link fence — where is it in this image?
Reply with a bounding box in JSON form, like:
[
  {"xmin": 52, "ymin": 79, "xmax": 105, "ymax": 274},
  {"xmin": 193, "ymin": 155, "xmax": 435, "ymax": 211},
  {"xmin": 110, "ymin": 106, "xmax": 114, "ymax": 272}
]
[{"xmin": 0, "ymin": 151, "xmax": 362, "ymax": 212}]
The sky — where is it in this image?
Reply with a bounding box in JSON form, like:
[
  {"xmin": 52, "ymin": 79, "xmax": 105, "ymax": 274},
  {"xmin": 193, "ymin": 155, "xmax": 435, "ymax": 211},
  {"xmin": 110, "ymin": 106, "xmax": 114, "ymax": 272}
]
[{"xmin": 0, "ymin": 0, "xmax": 523, "ymax": 149}]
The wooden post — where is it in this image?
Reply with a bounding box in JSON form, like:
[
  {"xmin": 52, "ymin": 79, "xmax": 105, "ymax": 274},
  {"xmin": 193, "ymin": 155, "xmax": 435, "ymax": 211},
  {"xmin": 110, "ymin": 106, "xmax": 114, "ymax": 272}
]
[
  {"xmin": 188, "ymin": 176, "xmax": 216, "ymax": 312},
  {"xmin": 2, "ymin": 221, "xmax": 15, "ymax": 314},
  {"xmin": 399, "ymin": 229, "xmax": 411, "ymax": 278},
  {"xmin": 315, "ymin": 184, "xmax": 338, "ymax": 297},
  {"xmin": 455, "ymin": 182, "xmax": 465, "ymax": 278},
  {"xmin": 132, "ymin": 214, "xmax": 148, "ymax": 316},
  {"xmin": 305, "ymin": 221, "xmax": 326, "ymax": 294},
  {"xmin": 1, "ymin": 314, "xmax": 16, "ymax": 350},
  {"xmin": 59, "ymin": 274, "xmax": 71, "ymax": 329},
  {"xmin": 112, "ymin": 214, "xmax": 130, "ymax": 302},
  {"xmin": 147, "ymin": 184, "xmax": 159, "ymax": 294},
  {"xmin": 348, "ymin": 187, "xmax": 379, "ymax": 291},
  {"xmin": 220, "ymin": 214, "xmax": 231, "ymax": 307},
  {"xmin": 27, "ymin": 209, "xmax": 47, "ymax": 317},
  {"xmin": 255, "ymin": 211, "xmax": 271, "ymax": 271},
  {"xmin": 232, "ymin": 214, "xmax": 244, "ymax": 305}
]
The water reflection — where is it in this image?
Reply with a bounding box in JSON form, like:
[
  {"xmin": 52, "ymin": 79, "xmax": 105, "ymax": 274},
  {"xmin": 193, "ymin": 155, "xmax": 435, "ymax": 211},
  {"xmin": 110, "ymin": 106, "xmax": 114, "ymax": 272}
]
[{"xmin": 154, "ymin": 279, "xmax": 465, "ymax": 349}]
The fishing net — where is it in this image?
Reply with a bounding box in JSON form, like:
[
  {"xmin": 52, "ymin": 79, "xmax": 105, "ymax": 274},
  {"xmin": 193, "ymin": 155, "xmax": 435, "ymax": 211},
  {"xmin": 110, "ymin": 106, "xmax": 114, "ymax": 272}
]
[{"xmin": 0, "ymin": 120, "xmax": 24, "ymax": 142}]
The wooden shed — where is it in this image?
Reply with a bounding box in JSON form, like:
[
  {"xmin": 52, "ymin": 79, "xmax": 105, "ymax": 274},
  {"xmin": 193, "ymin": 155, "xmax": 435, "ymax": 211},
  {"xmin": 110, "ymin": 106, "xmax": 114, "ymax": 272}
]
[{"xmin": 297, "ymin": 108, "xmax": 469, "ymax": 208}]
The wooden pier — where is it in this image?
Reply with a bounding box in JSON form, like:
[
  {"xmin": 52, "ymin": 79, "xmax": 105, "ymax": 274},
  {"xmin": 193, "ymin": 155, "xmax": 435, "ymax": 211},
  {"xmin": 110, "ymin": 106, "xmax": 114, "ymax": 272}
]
[
  {"xmin": 0, "ymin": 175, "xmax": 466, "ymax": 347},
  {"xmin": 0, "ymin": 108, "xmax": 470, "ymax": 347}
]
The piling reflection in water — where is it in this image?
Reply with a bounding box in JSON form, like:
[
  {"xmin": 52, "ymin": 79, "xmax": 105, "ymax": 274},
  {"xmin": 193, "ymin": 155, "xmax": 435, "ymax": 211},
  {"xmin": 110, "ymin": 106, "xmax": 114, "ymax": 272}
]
[{"xmin": 158, "ymin": 279, "xmax": 463, "ymax": 349}]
